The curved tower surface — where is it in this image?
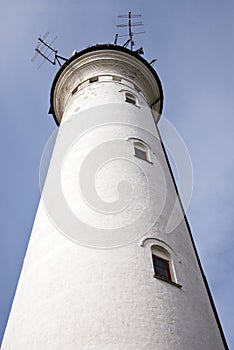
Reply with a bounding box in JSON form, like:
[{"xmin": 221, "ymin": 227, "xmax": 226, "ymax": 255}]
[{"xmin": 2, "ymin": 45, "xmax": 228, "ymax": 349}]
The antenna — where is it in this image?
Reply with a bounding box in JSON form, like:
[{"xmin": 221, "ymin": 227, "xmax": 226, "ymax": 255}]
[
  {"xmin": 31, "ymin": 32, "xmax": 68, "ymax": 68},
  {"xmin": 149, "ymin": 58, "xmax": 157, "ymax": 66},
  {"xmin": 114, "ymin": 33, "xmax": 118, "ymax": 45},
  {"xmin": 116, "ymin": 11, "xmax": 145, "ymax": 51}
]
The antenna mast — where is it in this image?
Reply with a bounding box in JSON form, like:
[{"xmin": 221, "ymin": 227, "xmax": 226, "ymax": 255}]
[
  {"xmin": 31, "ymin": 32, "xmax": 68, "ymax": 68},
  {"xmin": 116, "ymin": 11, "xmax": 145, "ymax": 51}
]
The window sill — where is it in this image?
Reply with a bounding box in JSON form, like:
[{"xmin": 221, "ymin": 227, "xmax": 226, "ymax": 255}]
[
  {"xmin": 125, "ymin": 102, "xmax": 141, "ymax": 109},
  {"xmin": 134, "ymin": 155, "xmax": 153, "ymax": 164},
  {"xmin": 153, "ymin": 275, "xmax": 182, "ymax": 288}
]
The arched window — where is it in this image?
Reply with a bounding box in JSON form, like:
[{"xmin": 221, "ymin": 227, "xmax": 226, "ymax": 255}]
[
  {"xmin": 151, "ymin": 245, "xmax": 172, "ymax": 282},
  {"xmin": 134, "ymin": 141, "xmax": 150, "ymax": 162},
  {"xmin": 151, "ymin": 245, "xmax": 182, "ymax": 288}
]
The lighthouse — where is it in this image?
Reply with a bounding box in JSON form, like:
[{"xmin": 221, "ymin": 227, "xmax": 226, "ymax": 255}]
[{"xmin": 1, "ymin": 43, "xmax": 228, "ymax": 349}]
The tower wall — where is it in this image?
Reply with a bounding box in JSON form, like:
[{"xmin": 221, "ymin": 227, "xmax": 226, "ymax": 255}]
[{"xmin": 1, "ymin": 46, "xmax": 227, "ymax": 349}]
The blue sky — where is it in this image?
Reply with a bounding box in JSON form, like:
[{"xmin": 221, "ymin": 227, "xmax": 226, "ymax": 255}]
[{"xmin": 0, "ymin": 0, "xmax": 233, "ymax": 347}]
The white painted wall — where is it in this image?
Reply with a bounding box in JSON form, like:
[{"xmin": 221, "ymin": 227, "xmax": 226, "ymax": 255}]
[{"xmin": 1, "ymin": 48, "xmax": 226, "ymax": 349}]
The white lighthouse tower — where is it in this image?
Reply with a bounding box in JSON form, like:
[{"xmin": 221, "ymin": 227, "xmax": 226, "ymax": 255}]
[{"xmin": 1, "ymin": 43, "xmax": 228, "ymax": 349}]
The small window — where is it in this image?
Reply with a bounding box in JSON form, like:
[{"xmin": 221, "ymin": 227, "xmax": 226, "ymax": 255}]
[
  {"xmin": 72, "ymin": 85, "xmax": 78, "ymax": 95},
  {"xmin": 152, "ymin": 255, "xmax": 171, "ymax": 282},
  {"xmin": 151, "ymin": 245, "xmax": 182, "ymax": 287},
  {"xmin": 89, "ymin": 76, "xmax": 98, "ymax": 83},
  {"xmin": 125, "ymin": 92, "xmax": 137, "ymax": 105},
  {"xmin": 135, "ymin": 147, "xmax": 148, "ymax": 161},
  {"xmin": 134, "ymin": 141, "xmax": 150, "ymax": 162},
  {"xmin": 112, "ymin": 76, "xmax": 122, "ymax": 82}
]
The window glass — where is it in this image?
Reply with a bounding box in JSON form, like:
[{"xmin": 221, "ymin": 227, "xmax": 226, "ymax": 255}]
[
  {"xmin": 152, "ymin": 255, "xmax": 171, "ymax": 281},
  {"xmin": 134, "ymin": 141, "xmax": 150, "ymax": 162},
  {"xmin": 135, "ymin": 147, "xmax": 147, "ymax": 161},
  {"xmin": 125, "ymin": 93, "xmax": 137, "ymax": 105}
]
